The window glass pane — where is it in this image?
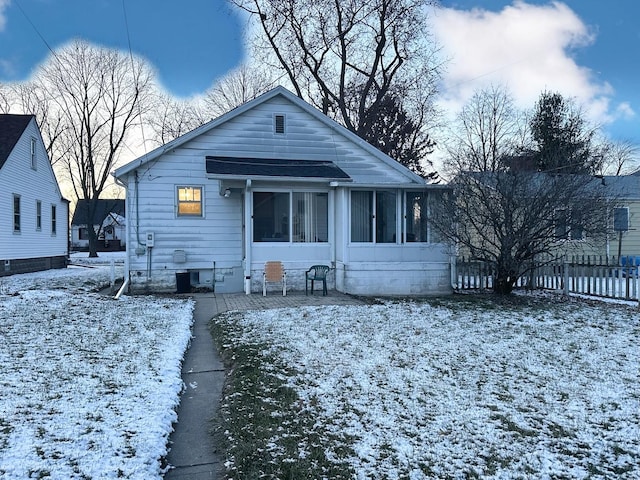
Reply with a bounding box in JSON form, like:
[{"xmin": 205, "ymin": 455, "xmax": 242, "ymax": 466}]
[
  {"xmin": 351, "ymin": 191, "xmax": 372, "ymax": 242},
  {"xmin": 406, "ymin": 192, "xmax": 427, "ymax": 242},
  {"xmin": 293, "ymin": 192, "xmax": 328, "ymax": 242},
  {"xmin": 376, "ymin": 190, "xmax": 396, "ymax": 243},
  {"xmin": 177, "ymin": 186, "xmax": 203, "ymax": 216},
  {"xmin": 554, "ymin": 209, "xmax": 568, "ymax": 239},
  {"xmin": 253, "ymin": 192, "xmax": 290, "ymax": 242},
  {"xmin": 36, "ymin": 201, "xmax": 42, "ymax": 230},
  {"xmin": 570, "ymin": 208, "xmax": 584, "ymax": 240},
  {"xmin": 51, "ymin": 205, "xmax": 56, "ymax": 234},
  {"xmin": 14, "ymin": 196, "xmax": 20, "ymax": 232}
]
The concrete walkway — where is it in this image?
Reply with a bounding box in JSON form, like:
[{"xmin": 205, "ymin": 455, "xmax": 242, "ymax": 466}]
[{"xmin": 163, "ymin": 291, "xmax": 366, "ymax": 479}]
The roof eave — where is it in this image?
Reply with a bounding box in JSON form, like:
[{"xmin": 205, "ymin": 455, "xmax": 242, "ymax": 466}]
[{"xmin": 207, "ymin": 173, "xmax": 353, "ymax": 183}]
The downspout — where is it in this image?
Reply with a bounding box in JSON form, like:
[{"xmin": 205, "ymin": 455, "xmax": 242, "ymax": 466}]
[{"xmin": 113, "ymin": 173, "xmax": 131, "ymax": 297}]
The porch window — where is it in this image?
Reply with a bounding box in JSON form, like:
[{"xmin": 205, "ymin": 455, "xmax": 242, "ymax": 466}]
[
  {"xmin": 293, "ymin": 192, "xmax": 328, "ymax": 242},
  {"xmin": 376, "ymin": 190, "xmax": 396, "ymax": 243},
  {"xmin": 253, "ymin": 191, "xmax": 328, "ymax": 242},
  {"xmin": 351, "ymin": 191, "xmax": 373, "ymax": 242},
  {"xmin": 405, "ymin": 192, "xmax": 427, "ymax": 242},
  {"xmin": 351, "ymin": 190, "xmax": 396, "ymax": 243},
  {"xmin": 253, "ymin": 192, "xmax": 290, "ymax": 241},
  {"xmin": 177, "ymin": 186, "xmax": 203, "ymax": 217}
]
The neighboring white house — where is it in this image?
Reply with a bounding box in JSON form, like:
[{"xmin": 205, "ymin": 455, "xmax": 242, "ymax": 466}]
[
  {"xmin": 113, "ymin": 86, "xmax": 452, "ymax": 295},
  {"xmin": 70, "ymin": 199, "xmax": 126, "ymax": 251},
  {"xmin": 0, "ymin": 114, "xmax": 69, "ymax": 276}
]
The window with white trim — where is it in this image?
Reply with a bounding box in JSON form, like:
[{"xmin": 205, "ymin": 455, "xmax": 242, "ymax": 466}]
[
  {"xmin": 13, "ymin": 195, "xmax": 21, "ymax": 232},
  {"xmin": 51, "ymin": 204, "xmax": 57, "ymax": 235},
  {"xmin": 177, "ymin": 186, "xmax": 203, "ymax": 217},
  {"xmin": 351, "ymin": 190, "xmax": 397, "ymax": 243},
  {"xmin": 554, "ymin": 208, "xmax": 584, "ymax": 241},
  {"xmin": 36, "ymin": 200, "xmax": 42, "ymax": 231},
  {"xmin": 253, "ymin": 191, "xmax": 328, "ymax": 242},
  {"xmin": 30, "ymin": 138, "xmax": 37, "ymax": 169}
]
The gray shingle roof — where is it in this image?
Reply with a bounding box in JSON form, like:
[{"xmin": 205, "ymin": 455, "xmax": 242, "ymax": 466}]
[
  {"xmin": 205, "ymin": 156, "xmax": 351, "ymax": 180},
  {"xmin": 0, "ymin": 114, "xmax": 34, "ymax": 170},
  {"xmin": 71, "ymin": 199, "xmax": 125, "ymax": 226}
]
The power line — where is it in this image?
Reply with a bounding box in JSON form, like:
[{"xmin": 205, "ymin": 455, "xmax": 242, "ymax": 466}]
[
  {"xmin": 121, "ymin": 0, "xmax": 149, "ymax": 160},
  {"xmin": 14, "ymin": 0, "xmax": 59, "ymax": 61}
]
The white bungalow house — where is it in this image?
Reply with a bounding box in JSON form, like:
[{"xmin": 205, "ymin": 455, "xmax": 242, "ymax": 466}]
[
  {"xmin": 70, "ymin": 199, "xmax": 126, "ymax": 251},
  {"xmin": 0, "ymin": 114, "xmax": 69, "ymax": 276},
  {"xmin": 113, "ymin": 87, "xmax": 452, "ymax": 295}
]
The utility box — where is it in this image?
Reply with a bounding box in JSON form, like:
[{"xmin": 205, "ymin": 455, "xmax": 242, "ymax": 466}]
[{"xmin": 146, "ymin": 232, "xmax": 155, "ymax": 247}]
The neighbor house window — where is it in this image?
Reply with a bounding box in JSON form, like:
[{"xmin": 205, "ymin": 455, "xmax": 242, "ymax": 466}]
[
  {"xmin": 36, "ymin": 200, "xmax": 42, "ymax": 230},
  {"xmin": 51, "ymin": 205, "xmax": 57, "ymax": 234},
  {"xmin": 13, "ymin": 195, "xmax": 21, "ymax": 232},
  {"xmin": 253, "ymin": 191, "xmax": 328, "ymax": 242},
  {"xmin": 30, "ymin": 138, "xmax": 37, "ymax": 169},
  {"xmin": 613, "ymin": 207, "xmax": 629, "ymax": 232},
  {"xmin": 351, "ymin": 190, "xmax": 396, "ymax": 243},
  {"xmin": 177, "ymin": 186, "xmax": 203, "ymax": 217},
  {"xmin": 554, "ymin": 208, "xmax": 583, "ymax": 241}
]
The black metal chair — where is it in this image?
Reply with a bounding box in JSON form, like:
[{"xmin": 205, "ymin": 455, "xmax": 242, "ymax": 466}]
[{"xmin": 305, "ymin": 265, "xmax": 330, "ymax": 296}]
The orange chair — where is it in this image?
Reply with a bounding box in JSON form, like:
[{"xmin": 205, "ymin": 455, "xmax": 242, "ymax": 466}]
[{"xmin": 263, "ymin": 261, "xmax": 286, "ymax": 296}]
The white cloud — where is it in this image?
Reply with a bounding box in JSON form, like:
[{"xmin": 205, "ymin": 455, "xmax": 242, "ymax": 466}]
[
  {"xmin": 431, "ymin": 1, "xmax": 616, "ymax": 126},
  {"xmin": 615, "ymin": 102, "xmax": 635, "ymax": 120},
  {"xmin": 0, "ymin": 0, "xmax": 9, "ymax": 31}
]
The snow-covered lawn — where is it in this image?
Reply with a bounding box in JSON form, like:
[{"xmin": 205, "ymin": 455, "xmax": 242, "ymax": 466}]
[
  {"xmin": 0, "ymin": 265, "xmax": 193, "ymax": 479},
  {"xmin": 216, "ymin": 296, "xmax": 640, "ymax": 479}
]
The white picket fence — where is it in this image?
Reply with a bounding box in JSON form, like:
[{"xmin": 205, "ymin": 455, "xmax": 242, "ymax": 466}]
[{"xmin": 455, "ymin": 255, "xmax": 640, "ymax": 301}]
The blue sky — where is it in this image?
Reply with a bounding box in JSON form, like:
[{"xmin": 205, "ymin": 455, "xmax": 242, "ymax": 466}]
[
  {"xmin": 0, "ymin": 0, "xmax": 244, "ymax": 96},
  {"xmin": 0, "ymin": 0, "xmax": 638, "ymax": 146}
]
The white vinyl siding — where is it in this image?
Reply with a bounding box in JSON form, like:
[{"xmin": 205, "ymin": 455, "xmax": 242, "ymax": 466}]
[{"xmin": 0, "ymin": 118, "xmax": 68, "ymax": 260}]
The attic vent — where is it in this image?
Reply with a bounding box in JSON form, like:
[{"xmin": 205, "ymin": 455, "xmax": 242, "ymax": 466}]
[{"xmin": 274, "ymin": 114, "xmax": 285, "ymax": 134}]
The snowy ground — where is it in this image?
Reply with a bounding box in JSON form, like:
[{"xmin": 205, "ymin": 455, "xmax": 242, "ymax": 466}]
[
  {"xmin": 0, "ymin": 263, "xmax": 193, "ymax": 479},
  {"xmin": 216, "ymin": 296, "xmax": 640, "ymax": 479}
]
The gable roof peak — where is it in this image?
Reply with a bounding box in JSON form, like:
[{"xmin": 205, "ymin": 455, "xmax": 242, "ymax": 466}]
[{"xmin": 0, "ymin": 114, "xmax": 36, "ymax": 170}]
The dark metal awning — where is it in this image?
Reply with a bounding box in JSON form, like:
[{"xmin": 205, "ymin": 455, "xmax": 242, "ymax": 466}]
[{"xmin": 205, "ymin": 156, "xmax": 351, "ymax": 181}]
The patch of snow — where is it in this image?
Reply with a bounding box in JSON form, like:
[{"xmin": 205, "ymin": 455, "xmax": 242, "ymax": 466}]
[
  {"xmin": 0, "ymin": 265, "xmax": 193, "ymax": 479},
  {"xmin": 220, "ymin": 300, "xmax": 640, "ymax": 478}
]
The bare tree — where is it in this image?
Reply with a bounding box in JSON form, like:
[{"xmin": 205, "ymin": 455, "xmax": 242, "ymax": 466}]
[
  {"xmin": 433, "ymin": 172, "xmax": 612, "ymax": 294},
  {"xmin": 230, "ymin": 0, "xmax": 441, "ymax": 174},
  {"xmin": 599, "ymin": 139, "xmax": 639, "ymax": 176},
  {"xmin": 202, "ymin": 63, "xmax": 276, "ymax": 119},
  {"xmin": 0, "ymin": 83, "xmax": 10, "ymax": 113},
  {"xmin": 443, "ymin": 85, "xmax": 526, "ymax": 175},
  {"xmin": 147, "ymin": 93, "xmax": 205, "ymax": 146},
  {"xmin": 27, "ymin": 40, "xmax": 154, "ymax": 256},
  {"xmin": 434, "ymin": 86, "xmax": 612, "ymax": 294},
  {"xmin": 5, "ymin": 82, "xmax": 69, "ymax": 166}
]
